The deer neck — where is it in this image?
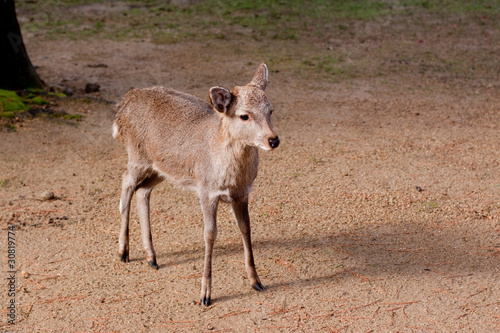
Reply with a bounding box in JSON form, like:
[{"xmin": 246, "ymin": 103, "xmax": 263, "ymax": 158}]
[{"xmin": 214, "ymin": 120, "xmax": 258, "ymax": 171}]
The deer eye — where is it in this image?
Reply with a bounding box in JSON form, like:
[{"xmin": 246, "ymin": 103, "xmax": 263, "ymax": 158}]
[{"xmin": 240, "ymin": 115, "xmax": 249, "ymax": 121}]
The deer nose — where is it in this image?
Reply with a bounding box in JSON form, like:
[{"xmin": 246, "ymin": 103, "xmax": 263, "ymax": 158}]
[{"xmin": 268, "ymin": 136, "xmax": 280, "ymax": 149}]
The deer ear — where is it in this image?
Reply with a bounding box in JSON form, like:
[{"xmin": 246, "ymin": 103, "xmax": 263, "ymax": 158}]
[
  {"xmin": 248, "ymin": 63, "xmax": 268, "ymax": 90},
  {"xmin": 209, "ymin": 86, "xmax": 232, "ymax": 113}
]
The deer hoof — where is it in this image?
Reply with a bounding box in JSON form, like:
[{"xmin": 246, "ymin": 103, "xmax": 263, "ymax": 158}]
[
  {"xmin": 200, "ymin": 297, "xmax": 211, "ymax": 307},
  {"xmin": 252, "ymin": 282, "xmax": 265, "ymax": 292},
  {"xmin": 120, "ymin": 253, "xmax": 129, "ymax": 263},
  {"xmin": 148, "ymin": 260, "xmax": 159, "ymax": 270}
]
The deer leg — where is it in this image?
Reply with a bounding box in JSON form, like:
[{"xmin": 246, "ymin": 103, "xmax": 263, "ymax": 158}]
[
  {"xmin": 118, "ymin": 169, "xmax": 138, "ymax": 263},
  {"xmin": 199, "ymin": 194, "xmax": 219, "ymax": 306},
  {"xmin": 231, "ymin": 200, "xmax": 264, "ymax": 291},
  {"xmin": 135, "ymin": 174, "xmax": 163, "ymax": 269}
]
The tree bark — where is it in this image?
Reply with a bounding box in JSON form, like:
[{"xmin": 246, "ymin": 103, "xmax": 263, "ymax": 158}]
[{"xmin": 0, "ymin": 0, "xmax": 44, "ymax": 90}]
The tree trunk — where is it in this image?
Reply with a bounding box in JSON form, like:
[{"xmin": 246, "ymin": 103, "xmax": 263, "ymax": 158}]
[{"xmin": 0, "ymin": 0, "xmax": 44, "ymax": 90}]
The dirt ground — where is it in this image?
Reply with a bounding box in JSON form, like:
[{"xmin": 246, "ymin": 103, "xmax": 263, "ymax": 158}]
[{"xmin": 1, "ymin": 1, "xmax": 499, "ymax": 332}]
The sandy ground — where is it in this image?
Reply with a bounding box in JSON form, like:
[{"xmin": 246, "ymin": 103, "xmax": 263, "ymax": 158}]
[{"xmin": 1, "ymin": 4, "xmax": 500, "ymax": 332}]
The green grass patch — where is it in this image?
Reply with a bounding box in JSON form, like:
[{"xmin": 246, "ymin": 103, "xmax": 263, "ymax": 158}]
[
  {"xmin": 15, "ymin": 0, "xmax": 397, "ymax": 42},
  {"xmin": 195, "ymin": 0, "xmax": 391, "ymax": 20},
  {"xmin": 15, "ymin": 0, "xmax": 500, "ymax": 83},
  {"xmin": 18, "ymin": 0, "xmax": 500, "ymax": 44},
  {"xmin": 408, "ymin": 0, "xmax": 500, "ymax": 13}
]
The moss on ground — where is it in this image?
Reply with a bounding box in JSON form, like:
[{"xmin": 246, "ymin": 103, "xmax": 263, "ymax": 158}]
[
  {"xmin": 0, "ymin": 90, "xmax": 29, "ymax": 113},
  {"xmin": 30, "ymin": 96, "xmax": 50, "ymax": 105},
  {"xmin": 0, "ymin": 89, "xmax": 84, "ymax": 130}
]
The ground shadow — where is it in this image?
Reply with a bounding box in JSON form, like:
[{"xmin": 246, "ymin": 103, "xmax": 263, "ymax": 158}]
[{"xmin": 144, "ymin": 217, "xmax": 497, "ymax": 282}]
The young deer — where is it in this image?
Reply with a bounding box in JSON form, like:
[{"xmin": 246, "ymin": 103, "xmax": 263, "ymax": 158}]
[{"xmin": 113, "ymin": 64, "xmax": 279, "ymax": 306}]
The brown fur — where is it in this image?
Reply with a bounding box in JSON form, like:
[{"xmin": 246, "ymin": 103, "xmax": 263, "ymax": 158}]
[{"xmin": 113, "ymin": 64, "xmax": 279, "ymax": 306}]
